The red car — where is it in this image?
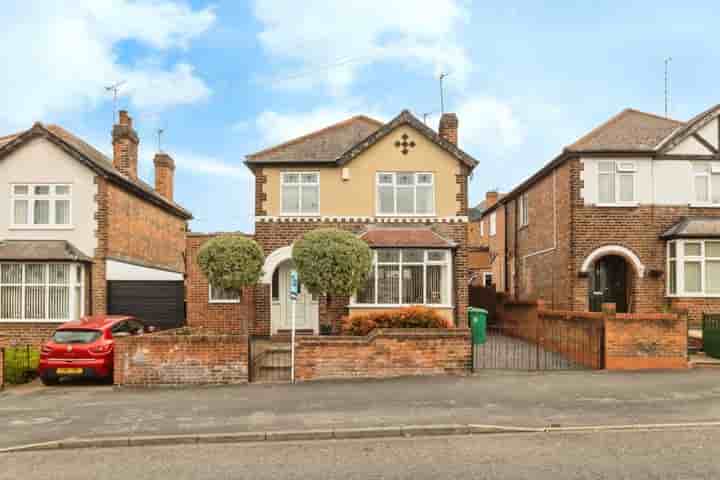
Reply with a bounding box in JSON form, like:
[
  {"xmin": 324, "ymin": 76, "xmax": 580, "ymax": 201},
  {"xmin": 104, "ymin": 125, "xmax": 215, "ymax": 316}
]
[{"xmin": 39, "ymin": 315, "xmax": 147, "ymax": 385}]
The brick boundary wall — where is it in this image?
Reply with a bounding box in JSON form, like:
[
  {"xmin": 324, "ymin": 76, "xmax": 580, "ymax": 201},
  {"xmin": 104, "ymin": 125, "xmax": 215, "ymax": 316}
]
[
  {"xmin": 294, "ymin": 328, "xmax": 471, "ymax": 381},
  {"xmin": 0, "ymin": 324, "xmax": 59, "ymax": 348},
  {"xmin": 602, "ymin": 303, "xmax": 688, "ymax": 370},
  {"xmin": 114, "ymin": 329, "xmax": 249, "ymax": 386}
]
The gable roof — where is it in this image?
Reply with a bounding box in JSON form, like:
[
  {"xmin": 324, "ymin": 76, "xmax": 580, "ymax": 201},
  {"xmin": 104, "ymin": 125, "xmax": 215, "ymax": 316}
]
[
  {"xmin": 246, "ymin": 116, "xmax": 383, "ymax": 164},
  {"xmin": 567, "ymin": 108, "xmax": 683, "ymax": 152},
  {"xmin": 337, "ymin": 110, "xmax": 478, "ymax": 169},
  {"xmin": 0, "ymin": 123, "xmax": 192, "ymax": 219},
  {"xmin": 656, "ymin": 103, "xmax": 720, "ymax": 153},
  {"xmin": 661, "ymin": 216, "xmax": 720, "ymax": 239},
  {"xmin": 245, "ymin": 110, "xmax": 479, "ymax": 170},
  {"xmin": 0, "ymin": 240, "xmax": 92, "ymax": 262}
]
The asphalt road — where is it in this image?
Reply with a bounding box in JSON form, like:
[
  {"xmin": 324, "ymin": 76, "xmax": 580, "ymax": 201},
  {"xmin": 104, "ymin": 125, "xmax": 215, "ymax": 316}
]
[
  {"xmin": 3, "ymin": 427, "xmax": 720, "ymax": 479},
  {"xmin": 2, "ymin": 370, "xmax": 720, "ymax": 449}
]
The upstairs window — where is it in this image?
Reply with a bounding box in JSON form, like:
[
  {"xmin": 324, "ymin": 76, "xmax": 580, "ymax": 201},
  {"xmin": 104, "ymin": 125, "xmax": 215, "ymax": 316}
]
[
  {"xmin": 12, "ymin": 184, "xmax": 72, "ymax": 227},
  {"xmin": 281, "ymin": 172, "xmax": 319, "ymax": 216},
  {"xmin": 693, "ymin": 162, "xmax": 720, "ymax": 205},
  {"xmin": 489, "ymin": 212, "xmax": 497, "ymax": 236},
  {"xmin": 598, "ymin": 161, "xmax": 636, "ymax": 204},
  {"xmin": 377, "ymin": 172, "xmax": 435, "ymax": 216},
  {"xmin": 519, "ymin": 193, "xmax": 529, "ymax": 227}
]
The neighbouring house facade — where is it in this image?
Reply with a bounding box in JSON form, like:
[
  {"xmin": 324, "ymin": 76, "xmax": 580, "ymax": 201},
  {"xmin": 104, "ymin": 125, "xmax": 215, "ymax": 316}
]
[
  {"xmin": 187, "ymin": 110, "xmax": 477, "ymax": 336},
  {"xmin": 481, "ymin": 105, "xmax": 720, "ymax": 326},
  {"xmin": 468, "ymin": 191, "xmax": 505, "ymax": 289},
  {"xmin": 0, "ymin": 111, "xmax": 192, "ymax": 345}
]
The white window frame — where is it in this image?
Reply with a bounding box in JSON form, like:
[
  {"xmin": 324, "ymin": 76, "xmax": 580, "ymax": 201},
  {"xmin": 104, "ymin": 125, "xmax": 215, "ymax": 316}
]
[
  {"xmin": 10, "ymin": 183, "xmax": 73, "ymax": 229},
  {"xmin": 479, "ymin": 220, "xmax": 484, "ymax": 236},
  {"xmin": 375, "ymin": 172, "xmax": 436, "ymax": 217},
  {"xmin": 597, "ymin": 160, "xmax": 638, "ymax": 206},
  {"xmin": 489, "ymin": 212, "xmax": 497, "ymax": 236},
  {"xmin": 519, "ymin": 193, "xmax": 529, "ymax": 227},
  {"xmin": 351, "ymin": 249, "xmax": 453, "ymax": 308},
  {"xmin": 208, "ymin": 284, "xmax": 241, "ymax": 304},
  {"xmin": 691, "ymin": 162, "xmax": 720, "ymax": 207},
  {"xmin": 0, "ymin": 262, "xmax": 84, "ymax": 322},
  {"xmin": 666, "ymin": 239, "xmax": 720, "ymax": 297},
  {"xmin": 280, "ymin": 172, "xmax": 320, "ymax": 216}
]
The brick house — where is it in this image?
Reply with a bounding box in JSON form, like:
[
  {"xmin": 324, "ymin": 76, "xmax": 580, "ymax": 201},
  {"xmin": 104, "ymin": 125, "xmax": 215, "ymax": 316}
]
[
  {"xmin": 468, "ymin": 191, "xmax": 505, "ymax": 289},
  {"xmin": 0, "ymin": 111, "xmax": 192, "ymax": 345},
  {"xmin": 480, "ymin": 104, "xmax": 720, "ymax": 326},
  {"xmin": 187, "ymin": 110, "xmax": 477, "ymax": 338}
]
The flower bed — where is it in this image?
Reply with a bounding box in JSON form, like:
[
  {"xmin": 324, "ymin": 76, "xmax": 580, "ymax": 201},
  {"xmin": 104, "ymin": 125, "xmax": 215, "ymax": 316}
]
[{"xmin": 341, "ymin": 306, "xmax": 452, "ymax": 336}]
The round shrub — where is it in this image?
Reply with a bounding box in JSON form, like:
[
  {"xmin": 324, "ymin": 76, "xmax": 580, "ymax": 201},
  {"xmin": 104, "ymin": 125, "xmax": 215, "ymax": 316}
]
[
  {"xmin": 197, "ymin": 235, "xmax": 264, "ymax": 291},
  {"xmin": 341, "ymin": 306, "xmax": 452, "ymax": 336},
  {"xmin": 292, "ymin": 228, "xmax": 372, "ymax": 297}
]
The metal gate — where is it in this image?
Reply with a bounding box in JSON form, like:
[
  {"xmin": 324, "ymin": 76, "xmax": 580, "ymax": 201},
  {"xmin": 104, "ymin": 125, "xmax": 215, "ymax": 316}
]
[
  {"xmin": 703, "ymin": 314, "xmax": 720, "ymax": 359},
  {"xmin": 107, "ymin": 281, "xmax": 185, "ymax": 330},
  {"xmin": 473, "ymin": 318, "xmax": 604, "ymax": 370}
]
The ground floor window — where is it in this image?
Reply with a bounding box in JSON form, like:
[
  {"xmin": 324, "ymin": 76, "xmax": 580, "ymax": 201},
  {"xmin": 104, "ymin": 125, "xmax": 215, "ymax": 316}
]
[
  {"xmin": 0, "ymin": 263, "xmax": 84, "ymax": 321},
  {"xmin": 209, "ymin": 283, "xmax": 241, "ymax": 303},
  {"xmin": 355, "ymin": 249, "xmax": 452, "ymax": 306},
  {"xmin": 667, "ymin": 239, "xmax": 720, "ymax": 296}
]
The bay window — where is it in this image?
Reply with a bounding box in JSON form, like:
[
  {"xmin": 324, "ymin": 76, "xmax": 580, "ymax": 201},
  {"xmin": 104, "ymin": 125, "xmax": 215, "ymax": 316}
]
[
  {"xmin": 12, "ymin": 184, "xmax": 72, "ymax": 227},
  {"xmin": 667, "ymin": 239, "xmax": 720, "ymax": 296},
  {"xmin": 376, "ymin": 172, "xmax": 435, "ymax": 216},
  {"xmin": 355, "ymin": 249, "xmax": 451, "ymax": 306},
  {"xmin": 598, "ymin": 161, "xmax": 636, "ymax": 204},
  {"xmin": 692, "ymin": 162, "xmax": 720, "ymax": 205},
  {"xmin": 281, "ymin": 172, "xmax": 319, "ymax": 215},
  {"xmin": 0, "ymin": 263, "xmax": 84, "ymax": 321}
]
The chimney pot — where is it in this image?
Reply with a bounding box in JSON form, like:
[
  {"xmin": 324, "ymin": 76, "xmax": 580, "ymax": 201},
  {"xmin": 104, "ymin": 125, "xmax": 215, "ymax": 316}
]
[
  {"xmin": 439, "ymin": 113, "xmax": 458, "ymax": 145},
  {"xmin": 154, "ymin": 152, "xmax": 175, "ymax": 200}
]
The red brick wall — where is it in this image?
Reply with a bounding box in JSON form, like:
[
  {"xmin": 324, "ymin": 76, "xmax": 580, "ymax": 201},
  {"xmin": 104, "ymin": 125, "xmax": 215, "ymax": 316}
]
[
  {"xmin": 186, "ymin": 234, "xmax": 255, "ymax": 333},
  {"xmin": 105, "ymin": 181, "xmax": 187, "ymax": 273},
  {"xmin": 114, "ymin": 330, "xmax": 249, "ymax": 386},
  {"xmin": 0, "ymin": 323, "xmax": 58, "ymax": 347},
  {"xmin": 603, "ymin": 304, "xmax": 687, "ymax": 370},
  {"xmin": 294, "ymin": 328, "xmax": 471, "ymax": 381},
  {"xmin": 254, "ymin": 220, "xmax": 469, "ymax": 334}
]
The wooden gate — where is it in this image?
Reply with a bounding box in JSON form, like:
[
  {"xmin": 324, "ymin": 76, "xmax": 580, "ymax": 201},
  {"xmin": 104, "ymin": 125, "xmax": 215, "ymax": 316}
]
[{"xmin": 703, "ymin": 314, "xmax": 720, "ymax": 359}]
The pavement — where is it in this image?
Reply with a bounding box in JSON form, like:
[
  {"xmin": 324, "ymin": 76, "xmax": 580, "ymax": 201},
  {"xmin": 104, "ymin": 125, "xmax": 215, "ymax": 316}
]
[
  {"xmin": 4, "ymin": 428, "xmax": 720, "ymax": 479},
  {"xmin": 2, "ymin": 369, "xmax": 720, "ymax": 451}
]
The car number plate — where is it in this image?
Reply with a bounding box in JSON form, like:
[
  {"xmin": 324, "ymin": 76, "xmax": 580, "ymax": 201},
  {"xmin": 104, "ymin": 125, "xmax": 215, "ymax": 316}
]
[{"xmin": 56, "ymin": 368, "xmax": 83, "ymax": 375}]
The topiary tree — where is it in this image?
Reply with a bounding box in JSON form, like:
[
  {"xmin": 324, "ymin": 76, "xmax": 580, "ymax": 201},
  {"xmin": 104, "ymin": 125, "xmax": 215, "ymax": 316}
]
[
  {"xmin": 197, "ymin": 235, "xmax": 264, "ymax": 291},
  {"xmin": 291, "ymin": 228, "xmax": 372, "ymax": 298}
]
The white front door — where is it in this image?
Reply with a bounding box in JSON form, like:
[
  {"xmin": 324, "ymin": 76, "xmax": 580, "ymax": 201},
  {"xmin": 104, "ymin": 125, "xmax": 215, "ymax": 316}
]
[{"xmin": 273, "ymin": 261, "xmax": 319, "ymax": 334}]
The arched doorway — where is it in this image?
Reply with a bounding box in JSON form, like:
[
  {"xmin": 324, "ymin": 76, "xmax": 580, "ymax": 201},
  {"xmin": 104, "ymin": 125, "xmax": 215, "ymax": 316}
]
[
  {"xmin": 589, "ymin": 255, "xmax": 630, "ymax": 313},
  {"xmin": 270, "ymin": 259, "xmax": 319, "ymax": 335}
]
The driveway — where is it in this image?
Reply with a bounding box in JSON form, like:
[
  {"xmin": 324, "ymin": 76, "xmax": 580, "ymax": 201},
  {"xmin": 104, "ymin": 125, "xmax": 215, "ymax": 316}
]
[{"xmin": 1, "ymin": 370, "xmax": 719, "ymax": 450}]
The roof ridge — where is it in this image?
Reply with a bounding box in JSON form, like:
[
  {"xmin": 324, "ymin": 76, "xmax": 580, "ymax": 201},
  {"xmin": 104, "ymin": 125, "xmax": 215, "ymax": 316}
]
[
  {"xmin": 624, "ymin": 108, "xmax": 684, "ymax": 125},
  {"xmin": 246, "ymin": 115, "xmax": 384, "ymax": 160}
]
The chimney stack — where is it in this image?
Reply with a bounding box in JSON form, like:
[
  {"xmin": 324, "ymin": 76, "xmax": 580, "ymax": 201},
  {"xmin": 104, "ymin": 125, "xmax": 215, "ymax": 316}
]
[
  {"xmin": 486, "ymin": 190, "xmax": 499, "ymax": 207},
  {"xmin": 439, "ymin": 113, "xmax": 458, "ymax": 145},
  {"xmin": 153, "ymin": 152, "xmax": 175, "ymax": 200},
  {"xmin": 112, "ymin": 110, "xmax": 139, "ymax": 179}
]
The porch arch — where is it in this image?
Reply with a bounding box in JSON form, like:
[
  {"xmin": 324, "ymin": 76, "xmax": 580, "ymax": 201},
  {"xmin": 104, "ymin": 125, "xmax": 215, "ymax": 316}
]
[
  {"xmin": 260, "ymin": 245, "xmax": 293, "ymax": 284},
  {"xmin": 580, "ymin": 245, "xmax": 645, "ymax": 278}
]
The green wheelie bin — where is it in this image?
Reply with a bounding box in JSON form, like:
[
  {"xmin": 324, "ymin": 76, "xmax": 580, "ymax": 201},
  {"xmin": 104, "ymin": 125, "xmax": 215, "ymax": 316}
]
[{"xmin": 468, "ymin": 307, "xmax": 488, "ymax": 345}]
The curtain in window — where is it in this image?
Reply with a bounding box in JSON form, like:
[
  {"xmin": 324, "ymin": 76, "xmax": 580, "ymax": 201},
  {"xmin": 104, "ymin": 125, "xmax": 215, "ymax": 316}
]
[
  {"xmin": 401, "ymin": 265, "xmax": 424, "ymax": 303},
  {"xmin": 33, "ymin": 200, "xmax": 50, "ymax": 224},
  {"xmin": 684, "ymin": 261, "xmax": 701, "ymax": 293},
  {"xmin": 13, "ymin": 199, "xmax": 28, "ymax": 224},
  {"xmin": 55, "ymin": 200, "xmax": 71, "ymax": 225},
  {"xmin": 377, "ymin": 265, "xmax": 400, "ymax": 304}
]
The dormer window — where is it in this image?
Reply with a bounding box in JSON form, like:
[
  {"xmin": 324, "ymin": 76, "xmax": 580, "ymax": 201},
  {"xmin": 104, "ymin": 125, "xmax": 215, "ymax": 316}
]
[
  {"xmin": 376, "ymin": 172, "xmax": 435, "ymax": 216},
  {"xmin": 281, "ymin": 172, "xmax": 319, "ymax": 216}
]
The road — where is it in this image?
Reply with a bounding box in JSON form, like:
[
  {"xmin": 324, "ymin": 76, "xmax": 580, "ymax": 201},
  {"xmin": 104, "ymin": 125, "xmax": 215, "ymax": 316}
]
[
  {"xmin": 2, "ymin": 370, "xmax": 720, "ymax": 449},
  {"xmin": 3, "ymin": 427, "xmax": 719, "ymax": 479}
]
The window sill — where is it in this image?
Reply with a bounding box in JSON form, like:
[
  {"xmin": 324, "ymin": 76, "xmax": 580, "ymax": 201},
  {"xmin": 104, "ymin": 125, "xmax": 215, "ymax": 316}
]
[
  {"xmin": 689, "ymin": 204, "xmax": 720, "ymax": 209},
  {"xmin": 208, "ymin": 300, "xmax": 241, "ymax": 304},
  {"xmin": 0, "ymin": 319, "xmax": 66, "ymax": 324},
  {"xmin": 594, "ymin": 203, "xmax": 639, "ymax": 208},
  {"xmin": 279, "ymin": 213, "xmax": 320, "ymax": 217},
  {"xmin": 666, "ymin": 294, "xmax": 720, "ymax": 298},
  {"xmin": 375, "ymin": 213, "xmax": 438, "ymax": 218},
  {"xmin": 349, "ymin": 304, "xmax": 454, "ymax": 309},
  {"xmin": 9, "ymin": 225, "xmax": 75, "ymax": 230}
]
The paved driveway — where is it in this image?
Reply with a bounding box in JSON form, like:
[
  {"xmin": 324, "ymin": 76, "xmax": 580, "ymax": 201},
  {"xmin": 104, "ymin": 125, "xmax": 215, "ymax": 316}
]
[{"xmin": 1, "ymin": 370, "xmax": 719, "ymax": 449}]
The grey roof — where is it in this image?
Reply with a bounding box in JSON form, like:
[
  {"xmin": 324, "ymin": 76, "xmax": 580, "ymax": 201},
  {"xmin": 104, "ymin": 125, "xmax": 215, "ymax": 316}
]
[
  {"xmin": 0, "ymin": 240, "xmax": 92, "ymax": 262},
  {"xmin": 661, "ymin": 217, "xmax": 720, "ymax": 239},
  {"xmin": 0, "ymin": 124, "xmax": 192, "ymax": 220},
  {"xmin": 469, "ymin": 194, "xmax": 506, "ymax": 221},
  {"xmin": 567, "ymin": 109, "xmax": 683, "ymax": 152}
]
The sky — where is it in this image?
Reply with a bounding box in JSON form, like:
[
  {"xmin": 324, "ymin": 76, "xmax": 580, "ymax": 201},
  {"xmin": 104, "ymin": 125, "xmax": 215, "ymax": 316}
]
[{"xmin": 2, "ymin": 1, "xmax": 719, "ymax": 233}]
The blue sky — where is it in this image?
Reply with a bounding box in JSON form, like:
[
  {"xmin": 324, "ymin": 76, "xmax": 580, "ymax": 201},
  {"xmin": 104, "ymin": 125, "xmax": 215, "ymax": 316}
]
[{"xmin": 2, "ymin": 1, "xmax": 719, "ymax": 232}]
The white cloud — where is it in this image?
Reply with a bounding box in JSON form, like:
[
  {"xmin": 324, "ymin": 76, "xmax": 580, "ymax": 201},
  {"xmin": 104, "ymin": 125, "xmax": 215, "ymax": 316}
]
[
  {"xmin": 140, "ymin": 149, "xmax": 249, "ymax": 179},
  {"xmin": 253, "ymin": 0, "xmax": 471, "ymax": 94},
  {"xmin": 453, "ymin": 96, "xmax": 525, "ymax": 152},
  {"xmin": 255, "ymin": 105, "xmax": 388, "ymax": 147},
  {"xmin": 0, "ymin": 1, "xmax": 215, "ymax": 128}
]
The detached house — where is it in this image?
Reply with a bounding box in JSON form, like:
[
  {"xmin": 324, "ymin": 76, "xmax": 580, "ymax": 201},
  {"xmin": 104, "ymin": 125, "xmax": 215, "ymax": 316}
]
[
  {"xmin": 480, "ymin": 104, "xmax": 720, "ymax": 326},
  {"xmin": 187, "ymin": 110, "xmax": 477, "ymax": 339},
  {"xmin": 0, "ymin": 111, "xmax": 192, "ymax": 345}
]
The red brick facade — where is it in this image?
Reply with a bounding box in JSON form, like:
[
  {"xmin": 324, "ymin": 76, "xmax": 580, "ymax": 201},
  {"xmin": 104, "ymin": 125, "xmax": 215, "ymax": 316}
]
[
  {"xmin": 114, "ymin": 330, "xmax": 249, "ymax": 386},
  {"xmin": 186, "ymin": 234, "xmax": 255, "ymax": 333},
  {"xmin": 294, "ymin": 328, "xmax": 471, "ymax": 381}
]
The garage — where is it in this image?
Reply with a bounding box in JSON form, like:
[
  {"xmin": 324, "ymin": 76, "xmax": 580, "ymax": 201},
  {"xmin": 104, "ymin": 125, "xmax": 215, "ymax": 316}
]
[{"xmin": 106, "ymin": 259, "xmax": 185, "ymax": 330}]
